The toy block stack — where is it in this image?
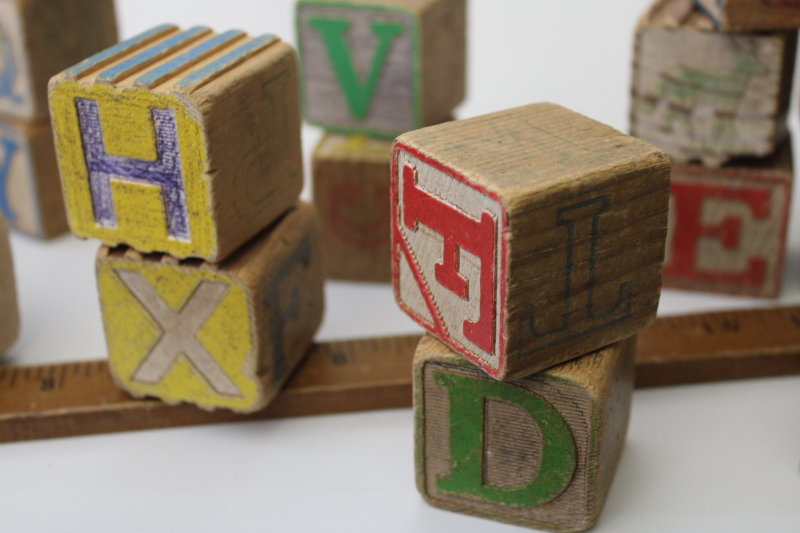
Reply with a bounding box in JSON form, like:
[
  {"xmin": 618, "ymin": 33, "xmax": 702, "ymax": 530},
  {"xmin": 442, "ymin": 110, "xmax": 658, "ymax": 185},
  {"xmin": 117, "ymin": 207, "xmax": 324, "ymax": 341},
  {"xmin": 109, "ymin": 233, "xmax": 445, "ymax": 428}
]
[
  {"xmin": 297, "ymin": 0, "xmax": 466, "ymax": 282},
  {"xmin": 0, "ymin": 215, "xmax": 18, "ymax": 354},
  {"xmin": 631, "ymin": 0, "xmax": 796, "ymax": 297},
  {"xmin": 394, "ymin": 103, "xmax": 672, "ymax": 531},
  {"xmin": 49, "ymin": 25, "xmax": 324, "ymax": 413},
  {"xmin": 0, "ymin": 0, "xmax": 117, "ymax": 238}
]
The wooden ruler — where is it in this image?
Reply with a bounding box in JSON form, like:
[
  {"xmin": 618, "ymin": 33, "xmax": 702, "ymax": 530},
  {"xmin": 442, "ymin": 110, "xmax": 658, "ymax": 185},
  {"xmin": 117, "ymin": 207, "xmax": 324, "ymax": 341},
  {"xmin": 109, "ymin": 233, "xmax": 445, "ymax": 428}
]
[{"xmin": 1, "ymin": 305, "xmax": 800, "ymax": 443}]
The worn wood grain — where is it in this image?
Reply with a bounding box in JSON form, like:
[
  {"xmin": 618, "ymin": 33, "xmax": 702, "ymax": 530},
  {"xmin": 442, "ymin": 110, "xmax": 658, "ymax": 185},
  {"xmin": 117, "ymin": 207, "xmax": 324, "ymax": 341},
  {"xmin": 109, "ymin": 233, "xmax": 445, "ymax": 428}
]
[
  {"xmin": 663, "ymin": 139, "xmax": 792, "ymax": 298},
  {"xmin": 393, "ymin": 102, "xmax": 671, "ymax": 381},
  {"xmin": 296, "ymin": 0, "xmax": 465, "ymax": 138},
  {"xmin": 631, "ymin": 0, "xmax": 796, "ymax": 167},
  {"xmin": 312, "ymin": 133, "xmax": 393, "ymax": 283},
  {"xmin": 0, "ymin": 216, "xmax": 17, "ymax": 355},
  {"xmin": 0, "ymin": 117, "xmax": 68, "ymax": 238},
  {"xmin": 695, "ymin": 0, "xmax": 800, "ymax": 31},
  {"xmin": 96, "ymin": 202, "xmax": 324, "ymax": 414},
  {"xmin": 49, "ymin": 25, "xmax": 303, "ymax": 261},
  {"xmin": 414, "ymin": 334, "xmax": 635, "ymax": 532},
  {"xmin": 0, "ymin": 0, "xmax": 117, "ymax": 120}
]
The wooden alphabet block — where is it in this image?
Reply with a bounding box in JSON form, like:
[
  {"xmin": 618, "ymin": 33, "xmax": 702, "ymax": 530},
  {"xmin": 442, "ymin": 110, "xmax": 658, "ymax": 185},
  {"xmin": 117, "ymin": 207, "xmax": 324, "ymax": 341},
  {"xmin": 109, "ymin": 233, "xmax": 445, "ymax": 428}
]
[
  {"xmin": 312, "ymin": 133, "xmax": 392, "ymax": 282},
  {"xmin": 695, "ymin": 0, "xmax": 800, "ymax": 31},
  {"xmin": 296, "ymin": 0, "xmax": 465, "ymax": 138},
  {"xmin": 392, "ymin": 103, "xmax": 670, "ymax": 381},
  {"xmin": 0, "ymin": 216, "xmax": 18, "ymax": 354},
  {"xmin": 96, "ymin": 202, "xmax": 325, "ymax": 413},
  {"xmin": 414, "ymin": 334, "xmax": 635, "ymax": 532},
  {"xmin": 663, "ymin": 140, "xmax": 792, "ymax": 297},
  {"xmin": 0, "ymin": 117, "xmax": 68, "ymax": 238},
  {"xmin": 0, "ymin": 0, "xmax": 117, "ymax": 120},
  {"xmin": 631, "ymin": 0, "xmax": 796, "ymax": 168},
  {"xmin": 50, "ymin": 25, "xmax": 303, "ymax": 261}
]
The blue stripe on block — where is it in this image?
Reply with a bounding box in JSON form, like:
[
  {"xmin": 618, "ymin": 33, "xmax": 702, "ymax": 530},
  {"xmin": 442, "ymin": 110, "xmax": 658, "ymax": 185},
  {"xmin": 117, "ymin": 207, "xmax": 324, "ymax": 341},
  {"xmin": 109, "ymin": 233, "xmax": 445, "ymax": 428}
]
[
  {"xmin": 174, "ymin": 34, "xmax": 277, "ymax": 90},
  {"xmin": 97, "ymin": 26, "xmax": 211, "ymax": 84},
  {"xmin": 134, "ymin": 30, "xmax": 245, "ymax": 88},
  {"xmin": 63, "ymin": 24, "xmax": 178, "ymax": 79}
]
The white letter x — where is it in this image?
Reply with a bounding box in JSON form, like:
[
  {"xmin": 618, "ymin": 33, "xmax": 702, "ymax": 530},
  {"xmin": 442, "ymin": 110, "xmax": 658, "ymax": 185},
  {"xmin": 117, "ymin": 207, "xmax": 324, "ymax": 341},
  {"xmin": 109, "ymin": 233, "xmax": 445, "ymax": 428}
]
[{"xmin": 116, "ymin": 270, "xmax": 242, "ymax": 397}]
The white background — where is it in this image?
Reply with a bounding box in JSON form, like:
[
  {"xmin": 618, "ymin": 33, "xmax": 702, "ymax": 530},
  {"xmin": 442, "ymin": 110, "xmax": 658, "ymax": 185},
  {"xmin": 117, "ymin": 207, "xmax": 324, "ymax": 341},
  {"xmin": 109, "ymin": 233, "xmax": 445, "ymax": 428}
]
[{"xmin": 2, "ymin": 0, "xmax": 799, "ymax": 531}]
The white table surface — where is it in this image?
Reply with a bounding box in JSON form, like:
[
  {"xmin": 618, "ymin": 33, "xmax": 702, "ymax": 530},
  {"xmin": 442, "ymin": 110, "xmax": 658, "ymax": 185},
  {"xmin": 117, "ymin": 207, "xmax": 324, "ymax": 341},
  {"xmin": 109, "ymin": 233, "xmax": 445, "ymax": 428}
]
[{"xmin": 2, "ymin": 0, "xmax": 799, "ymax": 531}]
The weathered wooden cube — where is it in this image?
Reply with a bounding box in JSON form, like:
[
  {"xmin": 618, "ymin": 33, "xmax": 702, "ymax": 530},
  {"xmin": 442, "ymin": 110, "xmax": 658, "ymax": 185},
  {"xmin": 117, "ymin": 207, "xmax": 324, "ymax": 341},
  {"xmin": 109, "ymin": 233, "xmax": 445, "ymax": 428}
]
[
  {"xmin": 631, "ymin": 0, "xmax": 796, "ymax": 168},
  {"xmin": 414, "ymin": 333, "xmax": 635, "ymax": 532},
  {"xmin": 0, "ymin": 215, "xmax": 18, "ymax": 354},
  {"xmin": 50, "ymin": 24, "xmax": 303, "ymax": 261},
  {"xmin": 695, "ymin": 0, "xmax": 800, "ymax": 31},
  {"xmin": 0, "ymin": 117, "xmax": 67, "ymax": 238},
  {"xmin": 312, "ymin": 133, "xmax": 392, "ymax": 283},
  {"xmin": 392, "ymin": 102, "xmax": 670, "ymax": 381},
  {"xmin": 96, "ymin": 202, "xmax": 324, "ymax": 413},
  {"xmin": 663, "ymin": 139, "xmax": 792, "ymax": 298},
  {"xmin": 296, "ymin": 0, "xmax": 465, "ymax": 138},
  {"xmin": 0, "ymin": 0, "xmax": 117, "ymax": 120}
]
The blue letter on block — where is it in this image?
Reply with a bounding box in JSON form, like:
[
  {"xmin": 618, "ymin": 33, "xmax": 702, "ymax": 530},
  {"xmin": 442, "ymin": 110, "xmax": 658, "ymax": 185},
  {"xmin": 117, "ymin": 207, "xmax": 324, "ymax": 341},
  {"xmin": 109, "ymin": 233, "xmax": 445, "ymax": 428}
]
[
  {"xmin": 0, "ymin": 137, "xmax": 18, "ymax": 222},
  {"xmin": 75, "ymin": 98, "xmax": 190, "ymax": 241}
]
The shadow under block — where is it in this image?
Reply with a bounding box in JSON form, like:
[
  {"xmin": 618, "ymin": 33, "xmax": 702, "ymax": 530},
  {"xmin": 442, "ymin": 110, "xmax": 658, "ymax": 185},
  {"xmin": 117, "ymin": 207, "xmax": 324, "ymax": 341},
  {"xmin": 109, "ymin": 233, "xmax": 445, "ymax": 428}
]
[
  {"xmin": 0, "ymin": 0, "xmax": 117, "ymax": 121},
  {"xmin": 0, "ymin": 216, "xmax": 18, "ymax": 354},
  {"xmin": 695, "ymin": 0, "xmax": 800, "ymax": 31},
  {"xmin": 392, "ymin": 102, "xmax": 670, "ymax": 381},
  {"xmin": 312, "ymin": 134, "xmax": 392, "ymax": 282},
  {"xmin": 663, "ymin": 140, "xmax": 792, "ymax": 297},
  {"xmin": 96, "ymin": 202, "xmax": 325, "ymax": 413},
  {"xmin": 414, "ymin": 334, "xmax": 634, "ymax": 532},
  {"xmin": 49, "ymin": 24, "xmax": 304, "ymax": 261},
  {"xmin": 0, "ymin": 117, "xmax": 67, "ymax": 238},
  {"xmin": 631, "ymin": 0, "xmax": 796, "ymax": 167},
  {"xmin": 297, "ymin": 0, "xmax": 466, "ymax": 138}
]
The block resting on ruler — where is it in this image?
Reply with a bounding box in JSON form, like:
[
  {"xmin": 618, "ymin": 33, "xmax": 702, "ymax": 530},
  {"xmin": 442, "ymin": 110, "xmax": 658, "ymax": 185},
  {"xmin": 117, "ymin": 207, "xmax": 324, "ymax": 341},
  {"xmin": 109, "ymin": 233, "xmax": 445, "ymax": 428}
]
[
  {"xmin": 50, "ymin": 24, "xmax": 303, "ymax": 261},
  {"xmin": 414, "ymin": 334, "xmax": 635, "ymax": 532},
  {"xmin": 392, "ymin": 102, "xmax": 670, "ymax": 381},
  {"xmin": 297, "ymin": 0, "xmax": 465, "ymax": 138},
  {"xmin": 631, "ymin": 0, "xmax": 796, "ymax": 167},
  {"xmin": 96, "ymin": 202, "xmax": 324, "ymax": 413},
  {"xmin": 0, "ymin": 215, "xmax": 18, "ymax": 355}
]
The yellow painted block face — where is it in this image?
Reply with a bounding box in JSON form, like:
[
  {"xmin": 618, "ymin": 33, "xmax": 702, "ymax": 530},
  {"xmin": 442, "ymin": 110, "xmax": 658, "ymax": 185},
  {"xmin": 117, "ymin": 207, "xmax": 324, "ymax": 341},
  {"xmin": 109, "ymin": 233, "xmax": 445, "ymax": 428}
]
[
  {"xmin": 50, "ymin": 80, "xmax": 215, "ymax": 258},
  {"xmin": 97, "ymin": 258, "xmax": 258, "ymax": 411}
]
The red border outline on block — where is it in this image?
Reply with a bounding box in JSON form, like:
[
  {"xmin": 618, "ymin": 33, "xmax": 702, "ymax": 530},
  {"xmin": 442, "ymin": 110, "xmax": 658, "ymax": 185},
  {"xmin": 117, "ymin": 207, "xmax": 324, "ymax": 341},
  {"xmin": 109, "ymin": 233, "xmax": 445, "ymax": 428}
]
[{"xmin": 390, "ymin": 141, "xmax": 509, "ymax": 378}]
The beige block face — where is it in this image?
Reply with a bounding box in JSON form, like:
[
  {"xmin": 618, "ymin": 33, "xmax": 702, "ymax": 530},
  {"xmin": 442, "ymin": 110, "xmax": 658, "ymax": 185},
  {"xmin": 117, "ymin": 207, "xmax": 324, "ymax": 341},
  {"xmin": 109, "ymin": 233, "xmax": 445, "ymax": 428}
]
[
  {"xmin": 0, "ymin": 1, "xmax": 33, "ymax": 118},
  {"xmin": 312, "ymin": 134, "xmax": 393, "ymax": 282},
  {"xmin": 414, "ymin": 335, "xmax": 635, "ymax": 532},
  {"xmin": 393, "ymin": 103, "xmax": 670, "ymax": 380},
  {"xmin": 0, "ymin": 119, "xmax": 67, "ymax": 238},
  {"xmin": 663, "ymin": 151, "xmax": 792, "ymax": 298},
  {"xmin": 97, "ymin": 203, "xmax": 325, "ymax": 413},
  {"xmin": 0, "ymin": 217, "xmax": 18, "ymax": 355},
  {"xmin": 631, "ymin": 22, "xmax": 793, "ymax": 167}
]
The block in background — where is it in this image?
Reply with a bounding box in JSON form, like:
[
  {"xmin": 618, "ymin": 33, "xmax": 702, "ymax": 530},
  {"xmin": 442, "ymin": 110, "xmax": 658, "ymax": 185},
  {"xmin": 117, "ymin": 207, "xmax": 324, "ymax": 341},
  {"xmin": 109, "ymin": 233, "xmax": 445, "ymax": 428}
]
[
  {"xmin": 663, "ymin": 139, "xmax": 792, "ymax": 298},
  {"xmin": 414, "ymin": 334, "xmax": 635, "ymax": 532},
  {"xmin": 50, "ymin": 25, "xmax": 303, "ymax": 261},
  {"xmin": 393, "ymin": 102, "xmax": 670, "ymax": 381},
  {"xmin": 0, "ymin": 117, "xmax": 67, "ymax": 238},
  {"xmin": 313, "ymin": 133, "xmax": 392, "ymax": 283},
  {"xmin": 695, "ymin": 0, "xmax": 800, "ymax": 31},
  {"xmin": 0, "ymin": 216, "xmax": 18, "ymax": 354},
  {"xmin": 297, "ymin": 0, "xmax": 465, "ymax": 138},
  {"xmin": 96, "ymin": 202, "xmax": 325, "ymax": 413},
  {"xmin": 631, "ymin": 0, "xmax": 796, "ymax": 167},
  {"xmin": 0, "ymin": 0, "xmax": 117, "ymax": 120}
]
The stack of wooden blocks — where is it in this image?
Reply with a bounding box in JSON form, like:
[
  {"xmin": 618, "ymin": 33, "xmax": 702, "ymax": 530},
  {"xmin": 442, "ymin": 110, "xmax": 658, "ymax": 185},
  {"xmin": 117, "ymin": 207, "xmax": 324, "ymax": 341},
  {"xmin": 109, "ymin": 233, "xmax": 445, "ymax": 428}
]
[
  {"xmin": 631, "ymin": 0, "xmax": 798, "ymax": 297},
  {"xmin": 393, "ymin": 103, "xmax": 672, "ymax": 531},
  {"xmin": 48, "ymin": 25, "xmax": 325, "ymax": 413},
  {"xmin": 0, "ymin": 0, "xmax": 117, "ymax": 239},
  {"xmin": 297, "ymin": 0, "xmax": 466, "ymax": 282}
]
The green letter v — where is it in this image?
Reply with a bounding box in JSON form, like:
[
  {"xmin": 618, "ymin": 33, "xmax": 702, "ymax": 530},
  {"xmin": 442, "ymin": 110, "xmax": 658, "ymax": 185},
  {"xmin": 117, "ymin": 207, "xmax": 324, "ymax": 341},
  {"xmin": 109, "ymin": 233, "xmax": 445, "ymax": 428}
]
[{"xmin": 308, "ymin": 17, "xmax": 404, "ymax": 120}]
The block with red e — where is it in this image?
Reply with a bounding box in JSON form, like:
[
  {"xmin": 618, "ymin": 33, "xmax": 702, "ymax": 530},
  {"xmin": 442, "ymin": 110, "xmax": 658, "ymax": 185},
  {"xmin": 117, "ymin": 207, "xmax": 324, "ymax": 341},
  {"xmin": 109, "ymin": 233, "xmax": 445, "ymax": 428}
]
[
  {"xmin": 664, "ymin": 140, "xmax": 792, "ymax": 297},
  {"xmin": 392, "ymin": 103, "xmax": 671, "ymax": 381}
]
